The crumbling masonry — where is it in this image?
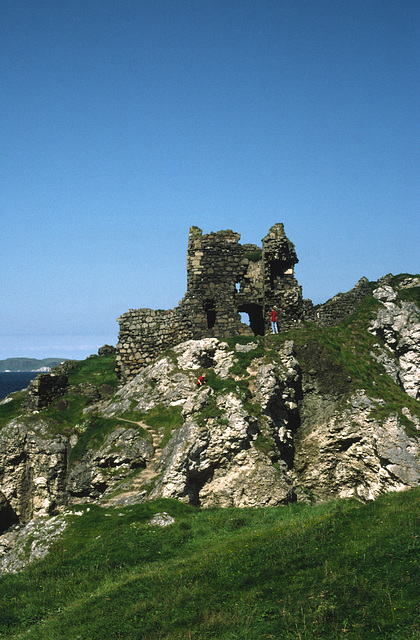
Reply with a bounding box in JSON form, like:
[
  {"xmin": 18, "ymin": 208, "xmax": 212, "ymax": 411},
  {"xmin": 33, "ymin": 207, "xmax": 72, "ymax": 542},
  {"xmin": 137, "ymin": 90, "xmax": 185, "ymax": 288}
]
[
  {"xmin": 116, "ymin": 224, "xmax": 303, "ymax": 383},
  {"xmin": 115, "ymin": 223, "xmax": 373, "ymax": 384}
]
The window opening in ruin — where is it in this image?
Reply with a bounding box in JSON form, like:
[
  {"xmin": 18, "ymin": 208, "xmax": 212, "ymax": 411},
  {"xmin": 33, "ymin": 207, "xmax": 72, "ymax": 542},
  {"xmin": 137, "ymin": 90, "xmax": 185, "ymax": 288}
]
[
  {"xmin": 235, "ymin": 281, "xmax": 241, "ymax": 292},
  {"xmin": 269, "ymin": 260, "xmax": 285, "ymax": 289},
  {"xmin": 238, "ymin": 304, "xmax": 264, "ymax": 336},
  {"xmin": 204, "ymin": 300, "xmax": 216, "ymax": 329}
]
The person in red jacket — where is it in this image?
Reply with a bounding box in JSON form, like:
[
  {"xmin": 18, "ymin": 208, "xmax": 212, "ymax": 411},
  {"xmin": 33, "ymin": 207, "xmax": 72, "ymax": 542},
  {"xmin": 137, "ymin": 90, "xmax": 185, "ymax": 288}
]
[
  {"xmin": 270, "ymin": 309, "xmax": 278, "ymax": 333},
  {"xmin": 197, "ymin": 373, "xmax": 206, "ymax": 387}
]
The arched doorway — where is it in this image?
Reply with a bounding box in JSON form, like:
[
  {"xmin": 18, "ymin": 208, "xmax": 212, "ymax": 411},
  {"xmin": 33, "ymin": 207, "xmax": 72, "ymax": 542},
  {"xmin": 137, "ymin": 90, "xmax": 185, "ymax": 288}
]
[{"xmin": 238, "ymin": 303, "xmax": 264, "ymax": 336}]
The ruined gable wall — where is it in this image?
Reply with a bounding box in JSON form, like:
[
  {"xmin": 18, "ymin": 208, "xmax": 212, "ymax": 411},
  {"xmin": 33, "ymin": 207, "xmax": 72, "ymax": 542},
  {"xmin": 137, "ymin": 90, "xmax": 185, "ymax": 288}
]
[
  {"xmin": 24, "ymin": 372, "xmax": 68, "ymax": 411},
  {"xmin": 187, "ymin": 227, "xmax": 260, "ymax": 338}
]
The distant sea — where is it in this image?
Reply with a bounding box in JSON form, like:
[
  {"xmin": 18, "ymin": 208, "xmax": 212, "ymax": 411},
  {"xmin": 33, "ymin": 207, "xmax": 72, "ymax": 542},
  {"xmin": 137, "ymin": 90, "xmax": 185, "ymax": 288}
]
[{"xmin": 0, "ymin": 372, "xmax": 39, "ymax": 400}]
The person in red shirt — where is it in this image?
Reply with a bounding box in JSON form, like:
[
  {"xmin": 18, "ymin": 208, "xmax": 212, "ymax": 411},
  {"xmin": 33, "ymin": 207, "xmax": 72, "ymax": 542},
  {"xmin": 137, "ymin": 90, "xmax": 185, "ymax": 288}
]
[
  {"xmin": 270, "ymin": 309, "xmax": 278, "ymax": 333},
  {"xmin": 197, "ymin": 373, "xmax": 206, "ymax": 387}
]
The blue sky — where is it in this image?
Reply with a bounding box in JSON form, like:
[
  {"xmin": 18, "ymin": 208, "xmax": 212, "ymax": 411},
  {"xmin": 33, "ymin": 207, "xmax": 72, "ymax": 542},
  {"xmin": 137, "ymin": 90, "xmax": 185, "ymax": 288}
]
[{"xmin": 1, "ymin": 0, "xmax": 418, "ymax": 360}]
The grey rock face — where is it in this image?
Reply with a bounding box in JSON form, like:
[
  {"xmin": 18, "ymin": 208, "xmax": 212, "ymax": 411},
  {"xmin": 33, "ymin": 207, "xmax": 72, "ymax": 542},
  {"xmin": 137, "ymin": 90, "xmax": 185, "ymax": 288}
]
[
  {"xmin": 148, "ymin": 512, "xmax": 175, "ymax": 527},
  {"xmin": 0, "ymin": 420, "xmax": 69, "ymax": 522},
  {"xmin": 143, "ymin": 340, "xmax": 301, "ymax": 507},
  {"xmin": 369, "ymin": 284, "xmax": 420, "ymax": 399},
  {"xmin": 150, "ymin": 391, "xmax": 273, "ymax": 507},
  {"xmin": 67, "ymin": 426, "xmax": 154, "ymax": 503},
  {"xmin": 175, "ymin": 338, "xmax": 235, "ymax": 378},
  {"xmin": 0, "ymin": 514, "xmax": 67, "ymax": 575},
  {"xmin": 294, "ymin": 391, "xmax": 420, "ymax": 501}
]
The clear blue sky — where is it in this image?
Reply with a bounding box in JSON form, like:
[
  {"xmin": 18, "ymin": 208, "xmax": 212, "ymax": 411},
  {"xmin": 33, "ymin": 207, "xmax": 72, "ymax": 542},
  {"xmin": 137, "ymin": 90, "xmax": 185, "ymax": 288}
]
[{"xmin": 1, "ymin": 0, "xmax": 418, "ymax": 360}]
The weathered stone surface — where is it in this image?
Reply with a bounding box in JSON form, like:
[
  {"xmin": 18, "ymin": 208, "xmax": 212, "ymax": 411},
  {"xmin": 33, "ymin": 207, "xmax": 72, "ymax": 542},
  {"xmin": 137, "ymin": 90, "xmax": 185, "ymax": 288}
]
[
  {"xmin": 148, "ymin": 512, "xmax": 175, "ymax": 527},
  {"xmin": 0, "ymin": 491, "xmax": 18, "ymax": 534},
  {"xmin": 293, "ymin": 391, "xmax": 420, "ymax": 502},
  {"xmin": 369, "ymin": 284, "xmax": 420, "ymax": 400},
  {"xmin": 0, "ymin": 514, "xmax": 67, "ymax": 575},
  {"xmin": 67, "ymin": 427, "xmax": 154, "ymax": 503},
  {"xmin": 198, "ymin": 448, "xmax": 294, "ymax": 508},
  {"xmin": 175, "ymin": 338, "xmax": 235, "ymax": 377},
  {"xmin": 0, "ymin": 420, "xmax": 69, "ymax": 522},
  {"xmin": 98, "ymin": 344, "xmax": 116, "ymax": 356},
  {"xmin": 24, "ymin": 372, "xmax": 68, "ymax": 411}
]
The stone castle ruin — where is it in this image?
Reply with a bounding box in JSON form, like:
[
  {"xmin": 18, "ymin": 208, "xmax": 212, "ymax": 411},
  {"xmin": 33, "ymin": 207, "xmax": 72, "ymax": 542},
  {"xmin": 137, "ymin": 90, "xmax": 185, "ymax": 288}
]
[
  {"xmin": 116, "ymin": 224, "xmax": 304, "ymax": 383},
  {"xmin": 22, "ymin": 223, "xmax": 373, "ymax": 409},
  {"xmin": 116, "ymin": 223, "xmax": 374, "ymax": 384}
]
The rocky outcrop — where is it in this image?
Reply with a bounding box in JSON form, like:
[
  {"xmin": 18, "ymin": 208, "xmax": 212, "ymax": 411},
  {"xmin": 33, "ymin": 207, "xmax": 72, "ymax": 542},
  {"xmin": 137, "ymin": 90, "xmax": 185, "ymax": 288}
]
[
  {"xmin": 1, "ymin": 274, "xmax": 419, "ymax": 576},
  {"xmin": 2, "ymin": 322, "xmax": 420, "ymax": 526},
  {"xmin": 293, "ymin": 391, "xmax": 420, "ymax": 502},
  {"xmin": 0, "ymin": 420, "xmax": 69, "ymax": 524},
  {"xmin": 369, "ymin": 284, "xmax": 420, "ymax": 400},
  {"xmin": 0, "ymin": 514, "xmax": 67, "ymax": 575},
  {"xmin": 99, "ymin": 335, "xmax": 420, "ymax": 507},
  {"xmin": 67, "ymin": 427, "xmax": 154, "ymax": 503}
]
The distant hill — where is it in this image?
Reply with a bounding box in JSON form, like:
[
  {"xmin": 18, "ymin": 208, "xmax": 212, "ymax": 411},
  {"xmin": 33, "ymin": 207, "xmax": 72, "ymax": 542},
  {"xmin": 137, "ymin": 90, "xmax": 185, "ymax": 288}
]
[{"xmin": 0, "ymin": 357, "xmax": 70, "ymax": 372}]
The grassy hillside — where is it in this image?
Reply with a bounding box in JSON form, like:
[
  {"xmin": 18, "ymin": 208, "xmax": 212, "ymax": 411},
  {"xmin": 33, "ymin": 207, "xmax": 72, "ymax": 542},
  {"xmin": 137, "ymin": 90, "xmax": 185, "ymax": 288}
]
[
  {"xmin": 0, "ymin": 279, "xmax": 419, "ymax": 638},
  {"xmin": 0, "ymin": 354, "xmax": 119, "ymax": 434},
  {"xmin": 0, "ymin": 489, "xmax": 418, "ymax": 639}
]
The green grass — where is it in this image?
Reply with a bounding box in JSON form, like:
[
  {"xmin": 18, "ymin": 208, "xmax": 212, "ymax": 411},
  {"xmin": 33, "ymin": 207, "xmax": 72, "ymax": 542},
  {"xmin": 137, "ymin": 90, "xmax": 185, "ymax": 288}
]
[
  {"xmin": 27, "ymin": 395, "xmax": 93, "ymax": 436},
  {"xmin": 397, "ymin": 286, "xmax": 420, "ymax": 307},
  {"xmin": 244, "ymin": 249, "xmax": 262, "ymax": 262},
  {"xmin": 120, "ymin": 405, "xmax": 184, "ymax": 449},
  {"xmin": 0, "ymin": 391, "xmax": 27, "ymax": 429},
  {"xmin": 0, "ymin": 489, "xmax": 418, "ymax": 639},
  {"xmin": 253, "ymin": 432, "xmax": 277, "ymax": 456},
  {"xmin": 205, "ymin": 369, "xmax": 251, "ymax": 401},
  {"xmin": 4, "ymin": 355, "xmax": 120, "ymax": 438},
  {"xmin": 67, "ymin": 354, "xmax": 118, "ymax": 388},
  {"xmin": 68, "ymin": 417, "xmax": 150, "ymax": 463}
]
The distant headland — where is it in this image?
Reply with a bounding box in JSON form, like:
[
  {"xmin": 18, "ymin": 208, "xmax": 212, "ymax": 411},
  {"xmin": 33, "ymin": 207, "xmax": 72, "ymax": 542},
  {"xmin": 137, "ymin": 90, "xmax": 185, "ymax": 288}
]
[{"xmin": 0, "ymin": 358, "xmax": 70, "ymax": 372}]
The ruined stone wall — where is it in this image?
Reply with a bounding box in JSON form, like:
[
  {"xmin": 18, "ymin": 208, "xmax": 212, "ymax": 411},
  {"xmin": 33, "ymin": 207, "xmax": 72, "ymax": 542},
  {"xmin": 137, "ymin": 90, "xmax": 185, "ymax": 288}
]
[
  {"xmin": 115, "ymin": 302, "xmax": 199, "ymax": 384},
  {"xmin": 24, "ymin": 373, "xmax": 68, "ymax": 411},
  {"xmin": 305, "ymin": 277, "xmax": 372, "ymax": 327},
  {"xmin": 187, "ymin": 227, "xmax": 263, "ymax": 338},
  {"xmin": 261, "ymin": 224, "xmax": 303, "ymax": 331}
]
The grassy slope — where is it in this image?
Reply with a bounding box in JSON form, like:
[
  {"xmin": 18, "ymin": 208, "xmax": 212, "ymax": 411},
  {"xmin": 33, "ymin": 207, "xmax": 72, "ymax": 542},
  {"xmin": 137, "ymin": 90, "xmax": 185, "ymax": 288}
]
[
  {"xmin": 0, "ymin": 489, "xmax": 418, "ymax": 640},
  {"xmin": 0, "ymin": 355, "xmax": 119, "ymax": 436}
]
